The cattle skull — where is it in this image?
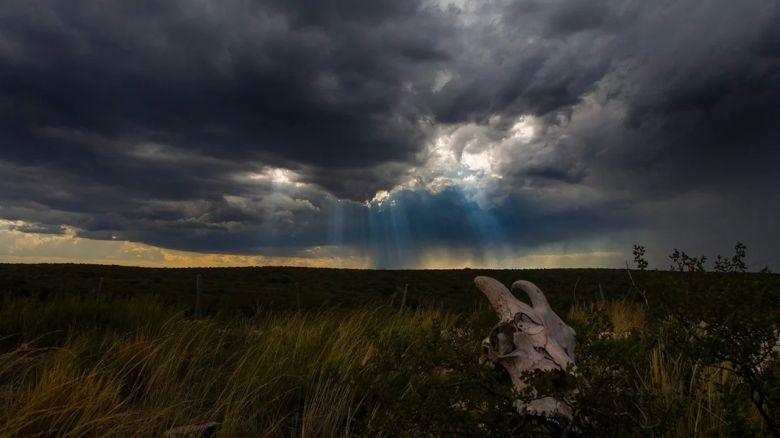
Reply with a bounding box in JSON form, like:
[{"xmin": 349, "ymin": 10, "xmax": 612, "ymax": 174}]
[{"xmin": 475, "ymin": 276, "xmax": 576, "ymax": 418}]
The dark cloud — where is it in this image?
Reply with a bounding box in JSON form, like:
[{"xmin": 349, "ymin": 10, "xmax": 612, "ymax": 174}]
[
  {"xmin": 0, "ymin": 0, "xmax": 779, "ymax": 268},
  {"xmin": 0, "ymin": 0, "xmax": 445, "ymax": 187}
]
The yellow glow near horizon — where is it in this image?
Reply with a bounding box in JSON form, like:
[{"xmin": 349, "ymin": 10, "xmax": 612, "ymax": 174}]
[
  {"xmin": 0, "ymin": 223, "xmax": 370, "ymax": 268},
  {"xmin": 417, "ymin": 247, "xmax": 625, "ymax": 269},
  {"xmin": 0, "ymin": 220, "xmax": 626, "ymax": 269}
]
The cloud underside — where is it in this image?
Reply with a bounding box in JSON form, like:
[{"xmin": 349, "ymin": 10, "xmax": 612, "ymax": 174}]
[{"xmin": 0, "ymin": 0, "xmax": 779, "ymax": 268}]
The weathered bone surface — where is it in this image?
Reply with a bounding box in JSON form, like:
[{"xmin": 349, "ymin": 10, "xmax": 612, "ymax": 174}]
[{"xmin": 475, "ymin": 276, "xmax": 576, "ymax": 418}]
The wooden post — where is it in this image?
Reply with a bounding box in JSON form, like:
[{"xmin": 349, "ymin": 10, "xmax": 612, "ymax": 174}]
[
  {"xmin": 295, "ymin": 282, "xmax": 301, "ymax": 313},
  {"xmin": 195, "ymin": 274, "xmax": 203, "ymax": 318},
  {"xmin": 398, "ymin": 283, "xmax": 408, "ymax": 316},
  {"xmin": 96, "ymin": 277, "xmax": 104, "ymax": 301},
  {"xmin": 571, "ymin": 276, "xmax": 580, "ymax": 307}
]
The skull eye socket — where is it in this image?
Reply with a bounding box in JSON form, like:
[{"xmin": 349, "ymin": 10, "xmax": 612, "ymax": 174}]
[
  {"xmin": 514, "ymin": 312, "xmax": 541, "ymax": 326},
  {"xmin": 513, "ymin": 313, "xmax": 545, "ymax": 335}
]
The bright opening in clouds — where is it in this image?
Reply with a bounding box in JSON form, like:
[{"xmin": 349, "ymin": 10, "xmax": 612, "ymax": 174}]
[{"xmin": 0, "ymin": 0, "xmax": 778, "ymax": 269}]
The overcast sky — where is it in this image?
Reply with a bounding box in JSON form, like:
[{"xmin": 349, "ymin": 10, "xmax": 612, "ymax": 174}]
[{"xmin": 1, "ymin": 0, "xmax": 778, "ymax": 269}]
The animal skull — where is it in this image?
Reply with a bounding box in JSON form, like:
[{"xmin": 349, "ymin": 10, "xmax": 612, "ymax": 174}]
[{"xmin": 475, "ymin": 276, "xmax": 576, "ymax": 418}]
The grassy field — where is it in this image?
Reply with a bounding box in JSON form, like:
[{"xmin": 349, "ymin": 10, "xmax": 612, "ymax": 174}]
[
  {"xmin": 0, "ymin": 264, "xmax": 778, "ymax": 436},
  {"xmin": 0, "ymin": 264, "xmax": 648, "ymax": 313}
]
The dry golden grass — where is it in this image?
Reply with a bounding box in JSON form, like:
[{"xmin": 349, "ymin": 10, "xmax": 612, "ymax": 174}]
[
  {"xmin": 0, "ymin": 295, "xmax": 773, "ymax": 436},
  {"xmin": 0, "ymin": 297, "xmax": 460, "ymax": 437},
  {"xmin": 567, "ymin": 299, "xmax": 647, "ymax": 337}
]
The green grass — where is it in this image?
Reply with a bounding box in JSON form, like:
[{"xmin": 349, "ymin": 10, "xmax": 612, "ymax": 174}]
[{"xmin": 0, "ymin": 265, "xmax": 778, "ymax": 436}]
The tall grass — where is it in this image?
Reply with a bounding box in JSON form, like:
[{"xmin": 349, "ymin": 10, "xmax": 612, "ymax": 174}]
[
  {"xmin": 0, "ymin": 294, "xmax": 774, "ymax": 436},
  {"xmin": 568, "ymin": 299, "xmax": 647, "ymax": 337},
  {"xmin": 568, "ymin": 299, "xmax": 770, "ymax": 436},
  {"xmin": 0, "ymin": 296, "xmax": 460, "ymax": 437}
]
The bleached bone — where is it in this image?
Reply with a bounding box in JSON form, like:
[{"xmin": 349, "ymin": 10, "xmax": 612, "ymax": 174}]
[{"xmin": 475, "ymin": 276, "xmax": 576, "ymax": 418}]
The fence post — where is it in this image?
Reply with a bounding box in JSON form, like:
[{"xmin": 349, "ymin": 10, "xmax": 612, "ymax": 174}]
[
  {"xmin": 295, "ymin": 282, "xmax": 301, "ymax": 313},
  {"xmin": 398, "ymin": 283, "xmax": 408, "ymax": 316},
  {"xmin": 195, "ymin": 274, "xmax": 203, "ymax": 318},
  {"xmin": 96, "ymin": 277, "xmax": 104, "ymax": 301}
]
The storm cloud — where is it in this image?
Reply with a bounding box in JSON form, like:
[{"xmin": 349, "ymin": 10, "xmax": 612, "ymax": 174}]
[{"xmin": 0, "ymin": 0, "xmax": 778, "ymax": 268}]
